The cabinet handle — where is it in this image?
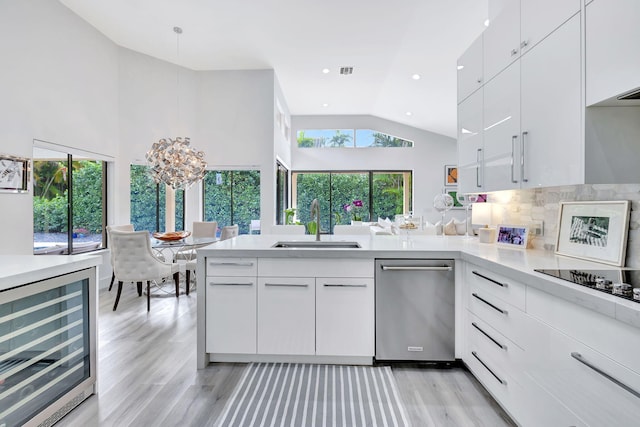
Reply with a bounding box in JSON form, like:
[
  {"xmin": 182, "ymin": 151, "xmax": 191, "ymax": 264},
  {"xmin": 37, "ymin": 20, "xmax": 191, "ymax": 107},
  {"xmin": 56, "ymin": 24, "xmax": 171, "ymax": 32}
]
[
  {"xmin": 571, "ymin": 352, "xmax": 640, "ymax": 399},
  {"xmin": 510, "ymin": 48, "xmax": 518, "ymax": 56},
  {"xmin": 521, "ymin": 131, "xmax": 529, "ymax": 183},
  {"xmin": 265, "ymin": 283, "xmax": 309, "ymax": 287},
  {"xmin": 381, "ymin": 265, "xmax": 452, "ymax": 271},
  {"xmin": 472, "ymin": 270, "xmax": 509, "ymax": 288},
  {"xmin": 476, "ymin": 77, "xmax": 482, "ymax": 83},
  {"xmin": 209, "ymin": 282, "xmax": 253, "ymax": 286},
  {"xmin": 520, "ymin": 40, "xmax": 529, "ymax": 49},
  {"xmin": 510, "ymin": 135, "xmax": 518, "ymax": 184},
  {"xmin": 472, "ymin": 293, "xmax": 508, "ymax": 315},
  {"xmin": 472, "ymin": 322, "xmax": 507, "ymax": 351},
  {"xmin": 323, "ymin": 283, "xmax": 368, "ymax": 288},
  {"xmin": 209, "ymin": 261, "xmax": 254, "ymax": 267},
  {"xmin": 472, "ymin": 351, "xmax": 507, "ymax": 385},
  {"xmin": 476, "ymin": 148, "xmax": 483, "ymax": 188}
]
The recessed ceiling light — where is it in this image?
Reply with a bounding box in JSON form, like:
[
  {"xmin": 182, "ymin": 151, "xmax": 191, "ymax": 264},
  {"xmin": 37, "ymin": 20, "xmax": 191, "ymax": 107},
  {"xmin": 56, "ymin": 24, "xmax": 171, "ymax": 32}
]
[
  {"xmin": 322, "ymin": 103, "xmax": 329, "ymax": 107},
  {"xmin": 322, "ymin": 68, "xmax": 330, "ymax": 74},
  {"xmin": 457, "ymin": 65, "xmax": 465, "ymax": 70},
  {"xmin": 405, "ymin": 111, "xmax": 412, "ymax": 116},
  {"xmin": 484, "ymin": 18, "xmax": 490, "ymax": 27},
  {"xmin": 412, "ymin": 74, "xmax": 421, "ymax": 80}
]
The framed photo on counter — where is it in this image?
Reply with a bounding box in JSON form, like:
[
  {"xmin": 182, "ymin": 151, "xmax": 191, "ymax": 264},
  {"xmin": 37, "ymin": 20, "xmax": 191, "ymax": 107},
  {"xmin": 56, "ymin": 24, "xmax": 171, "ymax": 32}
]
[{"xmin": 496, "ymin": 224, "xmax": 529, "ymax": 248}]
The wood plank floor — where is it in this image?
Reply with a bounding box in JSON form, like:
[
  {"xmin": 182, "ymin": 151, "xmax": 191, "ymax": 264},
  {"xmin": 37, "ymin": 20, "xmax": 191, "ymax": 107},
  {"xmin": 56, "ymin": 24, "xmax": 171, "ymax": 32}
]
[{"xmin": 55, "ymin": 285, "xmax": 515, "ymax": 427}]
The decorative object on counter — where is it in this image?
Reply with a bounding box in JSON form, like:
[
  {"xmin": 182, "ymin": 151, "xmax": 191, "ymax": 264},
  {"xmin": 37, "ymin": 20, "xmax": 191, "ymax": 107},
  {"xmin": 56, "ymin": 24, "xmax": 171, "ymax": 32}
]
[
  {"xmin": 477, "ymin": 227, "xmax": 495, "ymax": 243},
  {"xmin": 444, "ymin": 164, "xmax": 457, "ymax": 186},
  {"xmin": 471, "ymin": 202, "xmax": 494, "ymax": 230},
  {"xmin": 344, "ymin": 199, "xmax": 364, "ymax": 223},
  {"xmin": 457, "ymin": 192, "xmax": 479, "ymax": 237},
  {"xmin": 152, "ymin": 230, "xmax": 191, "ymax": 241},
  {"xmin": 433, "ymin": 192, "xmax": 454, "ymax": 234},
  {"xmin": 284, "ymin": 207, "xmax": 298, "ymax": 225},
  {"xmin": 0, "ymin": 153, "xmax": 30, "ymax": 193},
  {"xmin": 495, "ymin": 224, "xmax": 529, "ymax": 248},
  {"xmin": 555, "ymin": 201, "xmax": 631, "ymax": 266},
  {"xmin": 444, "ymin": 219, "xmax": 458, "ymax": 235}
]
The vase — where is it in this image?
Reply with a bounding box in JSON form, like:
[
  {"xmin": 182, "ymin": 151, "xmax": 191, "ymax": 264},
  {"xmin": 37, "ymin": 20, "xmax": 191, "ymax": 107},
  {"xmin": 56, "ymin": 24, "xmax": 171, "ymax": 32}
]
[{"xmin": 351, "ymin": 220, "xmax": 363, "ymax": 226}]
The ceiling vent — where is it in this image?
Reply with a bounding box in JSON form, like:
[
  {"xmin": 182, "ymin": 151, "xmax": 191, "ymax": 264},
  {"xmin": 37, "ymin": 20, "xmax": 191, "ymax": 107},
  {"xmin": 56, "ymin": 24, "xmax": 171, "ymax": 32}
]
[
  {"xmin": 617, "ymin": 87, "xmax": 640, "ymax": 100},
  {"xmin": 339, "ymin": 66, "xmax": 354, "ymax": 75}
]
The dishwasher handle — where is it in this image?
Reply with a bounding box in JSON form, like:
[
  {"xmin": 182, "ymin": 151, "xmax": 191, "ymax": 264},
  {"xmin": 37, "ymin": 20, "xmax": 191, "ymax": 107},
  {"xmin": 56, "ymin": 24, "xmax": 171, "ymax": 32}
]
[{"xmin": 380, "ymin": 265, "xmax": 453, "ymax": 272}]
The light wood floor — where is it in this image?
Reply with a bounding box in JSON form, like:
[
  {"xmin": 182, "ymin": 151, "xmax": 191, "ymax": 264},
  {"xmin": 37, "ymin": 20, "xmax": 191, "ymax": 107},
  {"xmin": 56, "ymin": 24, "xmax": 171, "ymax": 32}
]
[{"xmin": 55, "ymin": 284, "xmax": 515, "ymax": 427}]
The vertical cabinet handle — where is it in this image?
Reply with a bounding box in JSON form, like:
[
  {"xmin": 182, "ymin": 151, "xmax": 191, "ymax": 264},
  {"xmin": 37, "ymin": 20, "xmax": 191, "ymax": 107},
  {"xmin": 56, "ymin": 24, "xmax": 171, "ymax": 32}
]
[
  {"xmin": 476, "ymin": 148, "xmax": 483, "ymax": 188},
  {"xmin": 521, "ymin": 131, "xmax": 529, "ymax": 183},
  {"xmin": 511, "ymin": 135, "xmax": 518, "ymax": 184}
]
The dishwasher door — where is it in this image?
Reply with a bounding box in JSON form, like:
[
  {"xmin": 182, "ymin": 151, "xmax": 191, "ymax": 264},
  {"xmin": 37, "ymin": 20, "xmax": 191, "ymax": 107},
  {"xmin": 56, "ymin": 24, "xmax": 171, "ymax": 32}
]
[{"xmin": 375, "ymin": 259, "xmax": 455, "ymax": 361}]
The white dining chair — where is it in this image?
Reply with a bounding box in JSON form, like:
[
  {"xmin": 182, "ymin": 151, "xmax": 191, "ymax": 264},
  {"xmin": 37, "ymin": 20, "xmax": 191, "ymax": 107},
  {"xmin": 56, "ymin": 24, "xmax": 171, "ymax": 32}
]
[
  {"xmin": 220, "ymin": 224, "xmax": 239, "ymax": 240},
  {"xmin": 110, "ymin": 230, "xmax": 180, "ymax": 311},
  {"xmin": 106, "ymin": 224, "xmax": 135, "ymax": 291},
  {"xmin": 182, "ymin": 221, "xmax": 218, "ymax": 291},
  {"xmin": 249, "ymin": 219, "xmax": 261, "ymax": 234}
]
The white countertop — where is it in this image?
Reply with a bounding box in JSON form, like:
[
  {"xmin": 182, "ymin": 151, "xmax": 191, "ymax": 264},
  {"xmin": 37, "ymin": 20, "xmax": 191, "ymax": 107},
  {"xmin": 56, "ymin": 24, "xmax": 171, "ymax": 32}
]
[
  {"xmin": 0, "ymin": 254, "xmax": 101, "ymax": 292},
  {"xmin": 197, "ymin": 234, "xmax": 640, "ymax": 329}
]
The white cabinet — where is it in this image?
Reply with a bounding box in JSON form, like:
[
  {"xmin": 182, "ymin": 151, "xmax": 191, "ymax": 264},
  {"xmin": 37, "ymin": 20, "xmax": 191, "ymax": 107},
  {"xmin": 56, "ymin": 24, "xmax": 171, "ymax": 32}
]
[
  {"xmin": 316, "ymin": 277, "xmax": 374, "ymax": 357},
  {"xmin": 520, "ymin": 0, "xmax": 580, "ymax": 57},
  {"xmin": 457, "ymin": 35, "xmax": 483, "ymax": 103},
  {"xmin": 457, "ymin": 89, "xmax": 484, "ymax": 193},
  {"xmin": 257, "ymin": 277, "xmax": 315, "ymax": 355},
  {"xmin": 586, "ymin": 0, "xmax": 640, "ymax": 105}
]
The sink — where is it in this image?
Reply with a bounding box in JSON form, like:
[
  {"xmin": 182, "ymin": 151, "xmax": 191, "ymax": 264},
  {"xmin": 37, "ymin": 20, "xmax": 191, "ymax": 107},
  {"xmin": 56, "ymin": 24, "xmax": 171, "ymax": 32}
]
[{"xmin": 271, "ymin": 241, "xmax": 361, "ymax": 249}]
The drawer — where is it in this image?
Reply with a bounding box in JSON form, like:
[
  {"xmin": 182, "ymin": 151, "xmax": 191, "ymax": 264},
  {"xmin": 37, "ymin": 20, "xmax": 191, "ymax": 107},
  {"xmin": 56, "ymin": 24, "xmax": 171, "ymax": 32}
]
[
  {"xmin": 468, "ymin": 285, "xmax": 529, "ymax": 350},
  {"xmin": 258, "ymin": 258, "xmax": 373, "ymax": 278},
  {"xmin": 206, "ymin": 257, "xmax": 257, "ymax": 276},
  {"xmin": 467, "ymin": 312, "xmax": 523, "ymax": 375},
  {"xmin": 466, "ymin": 264, "xmax": 526, "ymax": 310}
]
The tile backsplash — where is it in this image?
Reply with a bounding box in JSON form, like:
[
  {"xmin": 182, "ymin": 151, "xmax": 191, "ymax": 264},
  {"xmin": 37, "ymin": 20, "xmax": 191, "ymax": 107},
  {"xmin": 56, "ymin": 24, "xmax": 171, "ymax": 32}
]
[{"xmin": 486, "ymin": 184, "xmax": 640, "ymax": 268}]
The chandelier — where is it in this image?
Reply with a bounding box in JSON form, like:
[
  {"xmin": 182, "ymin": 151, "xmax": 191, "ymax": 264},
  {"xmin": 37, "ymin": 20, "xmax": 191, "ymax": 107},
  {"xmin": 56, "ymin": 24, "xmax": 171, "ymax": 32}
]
[{"xmin": 145, "ymin": 137, "xmax": 207, "ymax": 190}]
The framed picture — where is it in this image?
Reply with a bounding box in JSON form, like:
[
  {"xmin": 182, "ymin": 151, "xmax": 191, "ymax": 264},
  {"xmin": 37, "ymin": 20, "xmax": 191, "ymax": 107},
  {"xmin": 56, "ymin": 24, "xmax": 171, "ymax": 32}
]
[
  {"xmin": 0, "ymin": 154, "xmax": 31, "ymax": 193},
  {"xmin": 444, "ymin": 165, "xmax": 457, "ymax": 186},
  {"xmin": 496, "ymin": 224, "xmax": 529, "ymax": 249},
  {"xmin": 446, "ymin": 190, "xmax": 464, "ymax": 209},
  {"xmin": 555, "ymin": 201, "xmax": 631, "ymax": 266}
]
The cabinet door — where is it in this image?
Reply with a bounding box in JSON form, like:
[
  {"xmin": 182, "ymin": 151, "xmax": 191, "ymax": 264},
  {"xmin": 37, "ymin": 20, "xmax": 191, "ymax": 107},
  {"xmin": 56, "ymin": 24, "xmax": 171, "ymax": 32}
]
[
  {"xmin": 257, "ymin": 277, "xmax": 315, "ymax": 355},
  {"xmin": 457, "ymin": 34, "xmax": 483, "ymax": 103},
  {"xmin": 520, "ymin": 0, "xmax": 580, "ymax": 55},
  {"xmin": 521, "ymin": 14, "xmax": 582, "ymax": 188},
  {"xmin": 586, "ymin": 0, "xmax": 640, "ymax": 105},
  {"xmin": 457, "ymin": 89, "xmax": 484, "ymax": 193},
  {"xmin": 316, "ymin": 278, "xmax": 374, "ymax": 357},
  {"xmin": 205, "ymin": 276, "xmax": 256, "ymax": 354},
  {"xmin": 482, "ymin": 62, "xmax": 521, "ymax": 191},
  {"xmin": 483, "ymin": 0, "xmax": 520, "ymax": 83}
]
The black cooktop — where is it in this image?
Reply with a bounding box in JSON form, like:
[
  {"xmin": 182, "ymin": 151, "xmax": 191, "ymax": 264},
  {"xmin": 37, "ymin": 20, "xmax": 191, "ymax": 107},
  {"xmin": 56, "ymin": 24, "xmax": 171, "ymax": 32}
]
[{"xmin": 535, "ymin": 269, "xmax": 640, "ymax": 304}]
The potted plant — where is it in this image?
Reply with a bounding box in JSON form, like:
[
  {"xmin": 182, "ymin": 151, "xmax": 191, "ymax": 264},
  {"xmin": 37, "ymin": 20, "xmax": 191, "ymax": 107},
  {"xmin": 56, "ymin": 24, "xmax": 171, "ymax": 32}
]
[{"xmin": 344, "ymin": 200, "xmax": 364, "ymax": 225}]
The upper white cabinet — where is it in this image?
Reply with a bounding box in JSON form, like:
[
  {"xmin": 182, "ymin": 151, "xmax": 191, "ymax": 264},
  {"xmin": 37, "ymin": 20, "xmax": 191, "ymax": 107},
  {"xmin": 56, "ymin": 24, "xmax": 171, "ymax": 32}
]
[
  {"xmin": 586, "ymin": 0, "xmax": 640, "ymax": 105},
  {"xmin": 483, "ymin": 0, "xmax": 580, "ymax": 84},
  {"xmin": 457, "ymin": 89, "xmax": 484, "ymax": 193},
  {"xmin": 457, "ymin": 35, "xmax": 484, "ymax": 104}
]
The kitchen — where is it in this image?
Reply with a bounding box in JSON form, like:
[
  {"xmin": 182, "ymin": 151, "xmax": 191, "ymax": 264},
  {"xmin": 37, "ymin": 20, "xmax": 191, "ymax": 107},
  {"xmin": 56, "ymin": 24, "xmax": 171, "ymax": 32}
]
[{"xmin": 2, "ymin": 0, "xmax": 640, "ymax": 426}]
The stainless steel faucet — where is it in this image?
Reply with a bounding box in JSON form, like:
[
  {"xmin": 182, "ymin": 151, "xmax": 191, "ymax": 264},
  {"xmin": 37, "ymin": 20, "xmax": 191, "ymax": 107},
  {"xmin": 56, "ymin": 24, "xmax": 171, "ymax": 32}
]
[{"xmin": 310, "ymin": 198, "xmax": 321, "ymax": 241}]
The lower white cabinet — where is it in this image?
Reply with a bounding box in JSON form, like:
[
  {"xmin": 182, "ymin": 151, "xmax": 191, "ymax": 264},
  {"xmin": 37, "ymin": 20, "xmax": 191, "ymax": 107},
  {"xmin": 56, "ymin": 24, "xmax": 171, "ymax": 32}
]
[
  {"xmin": 257, "ymin": 277, "xmax": 315, "ymax": 355},
  {"xmin": 205, "ymin": 276, "xmax": 257, "ymax": 354},
  {"xmin": 316, "ymin": 277, "xmax": 374, "ymax": 356}
]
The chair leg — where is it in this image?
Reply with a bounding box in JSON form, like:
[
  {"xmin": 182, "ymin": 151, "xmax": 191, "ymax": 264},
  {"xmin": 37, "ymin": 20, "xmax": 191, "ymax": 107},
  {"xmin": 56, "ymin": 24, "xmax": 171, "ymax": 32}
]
[
  {"xmin": 137, "ymin": 281, "xmax": 143, "ymax": 296},
  {"xmin": 147, "ymin": 281, "xmax": 151, "ymax": 311},
  {"xmin": 185, "ymin": 270, "xmax": 191, "ymax": 295},
  {"xmin": 109, "ymin": 272, "xmax": 115, "ymax": 291},
  {"xmin": 113, "ymin": 281, "xmax": 124, "ymax": 311},
  {"xmin": 174, "ymin": 272, "xmax": 180, "ymax": 297}
]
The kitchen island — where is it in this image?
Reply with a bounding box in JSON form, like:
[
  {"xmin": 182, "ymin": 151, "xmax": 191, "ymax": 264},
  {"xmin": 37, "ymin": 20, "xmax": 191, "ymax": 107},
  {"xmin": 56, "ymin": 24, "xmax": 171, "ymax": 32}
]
[{"xmin": 197, "ymin": 233, "xmax": 640, "ymax": 426}]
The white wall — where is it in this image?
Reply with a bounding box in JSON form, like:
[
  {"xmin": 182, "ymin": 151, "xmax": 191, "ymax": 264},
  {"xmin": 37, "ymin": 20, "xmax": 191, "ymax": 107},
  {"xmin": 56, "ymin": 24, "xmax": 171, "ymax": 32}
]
[
  {"xmin": 291, "ymin": 115, "xmax": 463, "ymax": 223},
  {"xmin": 0, "ymin": 0, "xmax": 119, "ymax": 255}
]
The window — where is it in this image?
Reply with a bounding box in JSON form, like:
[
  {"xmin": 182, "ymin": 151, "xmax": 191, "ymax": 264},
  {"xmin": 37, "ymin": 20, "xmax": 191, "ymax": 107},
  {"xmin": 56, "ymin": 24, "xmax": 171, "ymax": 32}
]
[
  {"xmin": 292, "ymin": 171, "xmax": 411, "ymax": 233},
  {"xmin": 130, "ymin": 165, "xmax": 184, "ymax": 233},
  {"xmin": 296, "ymin": 129, "xmax": 413, "ymax": 148},
  {"xmin": 33, "ymin": 147, "xmax": 106, "ymax": 254},
  {"xmin": 203, "ymin": 170, "xmax": 260, "ymax": 234},
  {"xmin": 276, "ymin": 162, "xmax": 289, "ymax": 225}
]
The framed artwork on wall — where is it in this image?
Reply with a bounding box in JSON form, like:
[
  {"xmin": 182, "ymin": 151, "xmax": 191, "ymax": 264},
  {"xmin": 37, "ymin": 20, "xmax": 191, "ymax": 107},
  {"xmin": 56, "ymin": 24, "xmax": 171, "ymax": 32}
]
[
  {"xmin": 0, "ymin": 154, "xmax": 31, "ymax": 193},
  {"xmin": 444, "ymin": 165, "xmax": 457, "ymax": 186},
  {"xmin": 555, "ymin": 201, "xmax": 631, "ymax": 266}
]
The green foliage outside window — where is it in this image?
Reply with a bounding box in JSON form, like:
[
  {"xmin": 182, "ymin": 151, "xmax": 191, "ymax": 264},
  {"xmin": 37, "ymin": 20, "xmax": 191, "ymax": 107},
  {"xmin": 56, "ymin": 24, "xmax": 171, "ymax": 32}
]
[{"xmin": 203, "ymin": 170, "xmax": 260, "ymax": 235}]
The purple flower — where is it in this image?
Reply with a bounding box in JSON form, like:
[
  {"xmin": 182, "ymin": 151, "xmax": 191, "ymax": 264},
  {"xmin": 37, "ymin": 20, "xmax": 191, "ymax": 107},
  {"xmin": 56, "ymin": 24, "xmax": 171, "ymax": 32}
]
[
  {"xmin": 344, "ymin": 204, "xmax": 352, "ymax": 212},
  {"xmin": 353, "ymin": 200, "xmax": 363, "ymax": 207}
]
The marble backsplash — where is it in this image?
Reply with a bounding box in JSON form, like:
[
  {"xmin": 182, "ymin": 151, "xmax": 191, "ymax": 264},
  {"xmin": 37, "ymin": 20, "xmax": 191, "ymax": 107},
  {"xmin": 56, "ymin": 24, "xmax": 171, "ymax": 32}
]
[{"xmin": 485, "ymin": 184, "xmax": 640, "ymax": 268}]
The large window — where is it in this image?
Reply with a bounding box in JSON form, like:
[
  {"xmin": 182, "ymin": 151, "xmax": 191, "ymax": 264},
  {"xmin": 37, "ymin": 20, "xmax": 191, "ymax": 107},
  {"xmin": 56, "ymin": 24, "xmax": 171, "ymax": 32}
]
[
  {"xmin": 33, "ymin": 147, "xmax": 106, "ymax": 254},
  {"xmin": 203, "ymin": 170, "xmax": 260, "ymax": 235},
  {"xmin": 130, "ymin": 165, "xmax": 184, "ymax": 233},
  {"xmin": 276, "ymin": 162, "xmax": 289, "ymax": 225},
  {"xmin": 292, "ymin": 171, "xmax": 411, "ymax": 233},
  {"xmin": 297, "ymin": 129, "xmax": 413, "ymax": 148}
]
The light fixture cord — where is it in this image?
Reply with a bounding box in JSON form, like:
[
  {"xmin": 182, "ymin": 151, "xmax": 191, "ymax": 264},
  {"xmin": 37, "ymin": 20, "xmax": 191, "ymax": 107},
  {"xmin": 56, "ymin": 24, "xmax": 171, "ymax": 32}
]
[{"xmin": 174, "ymin": 26, "xmax": 182, "ymax": 125}]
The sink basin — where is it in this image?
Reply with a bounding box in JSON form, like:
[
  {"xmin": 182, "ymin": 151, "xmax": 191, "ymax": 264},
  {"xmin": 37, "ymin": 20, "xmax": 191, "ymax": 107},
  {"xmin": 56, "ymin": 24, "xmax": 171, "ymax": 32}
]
[{"xmin": 271, "ymin": 241, "xmax": 361, "ymax": 249}]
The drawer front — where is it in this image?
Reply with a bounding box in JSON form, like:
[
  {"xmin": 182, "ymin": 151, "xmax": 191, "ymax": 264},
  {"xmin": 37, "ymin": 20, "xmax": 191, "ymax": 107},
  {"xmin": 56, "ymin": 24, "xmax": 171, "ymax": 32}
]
[
  {"xmin": 467, "ymin": 312, "xmax": 523, "ymax": 375},
  {"xmin": 464, "ymin": 346, "xmax": 516, "ymax": 417},
  {"xmin": 466, "ymin": 264, "xmax": 526, "ymax": 310},
  {"xmin": 258, "ymin": 258, "xmax": 373, "ymax": 278},
  {"xmin": 468, "ymin": 284, "xmax": 528, "ymax": 350},
  {"xmin": 206, "ymin": 257, "xmax": 257, "ymax": 276}
]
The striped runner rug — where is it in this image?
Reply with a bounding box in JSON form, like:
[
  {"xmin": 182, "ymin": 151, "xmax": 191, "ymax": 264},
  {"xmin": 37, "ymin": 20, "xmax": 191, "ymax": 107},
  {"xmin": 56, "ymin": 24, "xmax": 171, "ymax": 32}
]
[{"xmin": 215, "ymin": 362, "xmax": 410, "ymax": 427}]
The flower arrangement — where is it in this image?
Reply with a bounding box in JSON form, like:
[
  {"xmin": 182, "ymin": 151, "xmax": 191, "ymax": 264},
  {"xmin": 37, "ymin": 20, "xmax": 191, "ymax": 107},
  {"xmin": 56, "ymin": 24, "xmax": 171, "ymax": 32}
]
[{"xmin": 344, "ymin": 200, "xmax": 364, "ymax": 221}]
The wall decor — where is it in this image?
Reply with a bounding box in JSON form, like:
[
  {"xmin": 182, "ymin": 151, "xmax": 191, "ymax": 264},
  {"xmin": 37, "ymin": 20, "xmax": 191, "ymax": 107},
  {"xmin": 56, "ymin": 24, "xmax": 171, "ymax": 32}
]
[
  {"xmin": 446, "ymin": 190, "xmax": 464, "ymax": 209},
  {"xmin": 0, "ymin": 154, "xmax": 30, "ymax": 193},
  {"xmin": 444, "ymin": 165, "xmax": 457, "ymax": 186},
  {"xmin": 496, "ymin": 224, "xmax": 529, "ymax": 248},
  {"xmin": 556, "ymin": 201, "xmax": 631, "ymax": 266}
]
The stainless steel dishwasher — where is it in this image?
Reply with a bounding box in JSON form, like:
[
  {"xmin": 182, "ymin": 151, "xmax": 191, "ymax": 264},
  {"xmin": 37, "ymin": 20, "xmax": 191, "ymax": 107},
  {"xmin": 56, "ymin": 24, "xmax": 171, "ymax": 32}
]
[{"xmin": 375, "ymin": 259, "xmax": 455, "ymax": 362}]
